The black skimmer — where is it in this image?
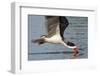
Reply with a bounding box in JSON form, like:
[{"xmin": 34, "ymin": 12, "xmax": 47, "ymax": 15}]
[{"xmin": 32, "ymin": 16, "xmax": 79, "ymax": 56}]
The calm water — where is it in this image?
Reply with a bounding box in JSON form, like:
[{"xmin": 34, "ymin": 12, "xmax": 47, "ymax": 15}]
[{"xmin": 28, "ymin": 15, "xmax": 88, "ymax": 60}]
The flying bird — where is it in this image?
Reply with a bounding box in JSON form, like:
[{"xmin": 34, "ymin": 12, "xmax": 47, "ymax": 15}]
[{"xmin": 32, "ymin": 16, "xmax": 79, "ymax": 56}]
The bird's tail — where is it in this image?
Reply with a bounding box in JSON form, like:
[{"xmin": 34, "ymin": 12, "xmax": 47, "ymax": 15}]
[{"xmin": 31, "ymin": 38, "xmax": 45, "ymax": 45}]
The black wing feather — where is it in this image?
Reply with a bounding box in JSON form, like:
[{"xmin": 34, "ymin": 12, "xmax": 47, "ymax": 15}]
[{"xmin": 59, "ymin": 17, "xmax": 69, "ymax": 40}]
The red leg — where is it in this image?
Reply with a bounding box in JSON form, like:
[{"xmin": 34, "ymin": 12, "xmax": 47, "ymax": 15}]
[{"xmin": 73, "ymin": 48, "xmax": 79, "ymax": 57}]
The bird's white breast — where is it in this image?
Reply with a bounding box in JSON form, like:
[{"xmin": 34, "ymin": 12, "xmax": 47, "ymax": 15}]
[{"xmin": 45, "ymin": 34, "xmax": 62, "ymax": 44}]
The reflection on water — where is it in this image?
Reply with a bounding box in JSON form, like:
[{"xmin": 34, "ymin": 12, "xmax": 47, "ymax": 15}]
[{"xmin": 28, "ymin": 16, "xmax": 88, "ymax": 60}]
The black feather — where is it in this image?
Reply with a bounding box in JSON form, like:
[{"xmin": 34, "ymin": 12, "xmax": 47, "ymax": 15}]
[
  {"xmin": 59, "ymin": 16, "xmax": 69, "ymax": 40},
  {"xmin": 66, "ymin": 41, "xmax": 75, "ymax": 46}
]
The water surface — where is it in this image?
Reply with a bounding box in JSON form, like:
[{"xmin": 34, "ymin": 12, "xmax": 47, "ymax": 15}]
[{"xmin": 28, "ymin": 15, "xmax": 88, "ymax": 60}]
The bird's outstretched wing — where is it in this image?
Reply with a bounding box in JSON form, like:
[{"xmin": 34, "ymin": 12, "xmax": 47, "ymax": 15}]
[
  {"xmin": 59, "ymin": 17, "xmax": 69, "ymax": 40},
  {"xmin": 45, "ymin": 16, "xmax": 60, "ymax": 37}
]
